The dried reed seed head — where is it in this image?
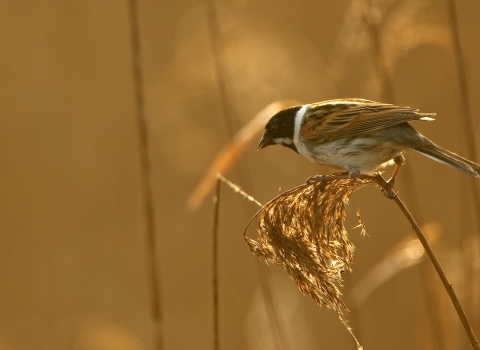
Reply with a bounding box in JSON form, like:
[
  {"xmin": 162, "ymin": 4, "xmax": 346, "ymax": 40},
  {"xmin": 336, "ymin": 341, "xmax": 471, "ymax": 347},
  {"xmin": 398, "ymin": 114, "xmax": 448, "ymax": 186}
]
[{"xmin": 245, "ymin": 177, "xmax": 375, "ymax": 313}]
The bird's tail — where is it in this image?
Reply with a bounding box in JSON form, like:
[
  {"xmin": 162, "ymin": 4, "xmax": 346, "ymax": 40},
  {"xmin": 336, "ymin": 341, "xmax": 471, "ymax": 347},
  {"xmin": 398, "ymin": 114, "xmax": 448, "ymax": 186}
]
[{"xmin": 414, "ymin": 139, "xmax": 480, "ymax": 177}]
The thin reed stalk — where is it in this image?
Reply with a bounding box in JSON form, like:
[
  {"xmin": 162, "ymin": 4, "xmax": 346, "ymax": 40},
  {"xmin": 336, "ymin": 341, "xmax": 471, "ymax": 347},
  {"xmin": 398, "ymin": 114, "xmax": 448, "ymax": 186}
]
[
  {"xmin": 128, "ymin": 1, "xmax": 163, "ymax": 349},
  {"xmin": 212, "ymin": 179, "xmax": 221, "ymax": 350}
]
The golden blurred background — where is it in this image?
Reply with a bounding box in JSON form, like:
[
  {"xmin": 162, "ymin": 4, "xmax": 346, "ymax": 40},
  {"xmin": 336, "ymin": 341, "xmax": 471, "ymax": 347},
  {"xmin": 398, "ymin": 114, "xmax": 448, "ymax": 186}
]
[{"xmin": 1, "ymin": 0, "xmax": 480, "ymax": 349}]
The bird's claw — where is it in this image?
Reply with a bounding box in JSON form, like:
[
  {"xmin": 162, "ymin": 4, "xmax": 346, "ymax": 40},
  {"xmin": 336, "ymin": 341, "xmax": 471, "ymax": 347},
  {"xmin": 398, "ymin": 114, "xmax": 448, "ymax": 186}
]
[
  {"xmin": 381, "ymin": 178, "xmax": 398, "ymax": 198},
  {"xmin": 381, "ymin": 188, "xmax": 398, "ymax": 198}
]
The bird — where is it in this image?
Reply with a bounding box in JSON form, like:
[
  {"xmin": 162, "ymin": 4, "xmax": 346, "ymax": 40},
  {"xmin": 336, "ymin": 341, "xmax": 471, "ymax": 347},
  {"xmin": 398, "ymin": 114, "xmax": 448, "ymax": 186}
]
[{"xmin": 258, "ymin": 98, "xmax": 480, "ymax": 194}]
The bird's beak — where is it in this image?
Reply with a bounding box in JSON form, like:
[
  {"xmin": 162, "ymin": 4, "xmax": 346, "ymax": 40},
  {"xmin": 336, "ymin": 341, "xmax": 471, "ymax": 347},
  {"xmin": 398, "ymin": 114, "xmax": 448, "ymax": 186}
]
[{"xmin": 257, "ymin": 135, "xmax": 274, "ymax": 150}]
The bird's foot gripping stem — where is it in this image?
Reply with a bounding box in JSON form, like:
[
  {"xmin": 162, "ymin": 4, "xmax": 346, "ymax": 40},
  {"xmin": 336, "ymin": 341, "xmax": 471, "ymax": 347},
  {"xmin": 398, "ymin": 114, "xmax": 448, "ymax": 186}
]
[
  {"xmin": 381, "ymin": 178, "xmax": 398, "ymax": 199},
  {"xmin": 380, "ymin": 160, "xmax": 403, "ymax": 198}
]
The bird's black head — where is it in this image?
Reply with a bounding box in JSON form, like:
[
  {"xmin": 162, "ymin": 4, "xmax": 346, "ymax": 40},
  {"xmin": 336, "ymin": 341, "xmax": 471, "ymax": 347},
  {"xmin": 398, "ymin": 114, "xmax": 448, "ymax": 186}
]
[{"xmin": 258, "ymin": 105, "xmax": 301, "ymax": 153}]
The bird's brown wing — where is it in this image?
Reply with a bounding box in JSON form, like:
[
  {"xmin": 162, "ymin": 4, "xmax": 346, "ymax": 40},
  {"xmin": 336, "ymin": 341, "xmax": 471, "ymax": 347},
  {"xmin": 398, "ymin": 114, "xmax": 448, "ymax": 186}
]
[{"xmin": 300, "ymin": 99, "xmax": 435, "ymax": 143}]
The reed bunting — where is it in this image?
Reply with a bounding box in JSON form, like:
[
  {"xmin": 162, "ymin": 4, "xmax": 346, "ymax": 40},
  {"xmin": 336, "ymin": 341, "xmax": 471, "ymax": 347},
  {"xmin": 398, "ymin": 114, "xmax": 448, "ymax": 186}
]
[{"xmin": 258, "ymin": 99, "xmax": 480, "ymax": 191}]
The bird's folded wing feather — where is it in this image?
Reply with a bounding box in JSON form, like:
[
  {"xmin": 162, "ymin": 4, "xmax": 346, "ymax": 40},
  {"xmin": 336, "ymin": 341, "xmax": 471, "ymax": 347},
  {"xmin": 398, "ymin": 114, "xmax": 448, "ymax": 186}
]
[{"xmin": 300, "ymin": 100, "xmax": 435, "ymax": 143}]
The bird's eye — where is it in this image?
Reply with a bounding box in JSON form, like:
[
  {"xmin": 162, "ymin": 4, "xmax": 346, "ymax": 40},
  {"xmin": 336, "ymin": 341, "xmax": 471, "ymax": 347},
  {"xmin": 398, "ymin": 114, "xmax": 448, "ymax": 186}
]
[{"xmin": 270, "ymin": 124, "xmax": 278, "ymax": 134}]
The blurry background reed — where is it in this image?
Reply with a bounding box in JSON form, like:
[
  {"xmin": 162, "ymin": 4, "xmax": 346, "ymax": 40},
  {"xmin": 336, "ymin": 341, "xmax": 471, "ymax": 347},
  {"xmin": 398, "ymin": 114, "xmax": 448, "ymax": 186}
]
[{"xmin": 1, "ymin": 0, "xmax": 479, "ymax": 349}]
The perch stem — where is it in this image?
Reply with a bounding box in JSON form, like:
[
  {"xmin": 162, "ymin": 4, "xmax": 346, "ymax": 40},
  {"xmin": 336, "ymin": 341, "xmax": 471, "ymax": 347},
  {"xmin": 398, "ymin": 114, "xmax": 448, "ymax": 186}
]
[
  {"xmin": 372, "ymin": 174, "xmax": 480, "ymax": 350},
  {"xmin": 213, "ymin": 178, "xmax": 221, "ymax": 350}
]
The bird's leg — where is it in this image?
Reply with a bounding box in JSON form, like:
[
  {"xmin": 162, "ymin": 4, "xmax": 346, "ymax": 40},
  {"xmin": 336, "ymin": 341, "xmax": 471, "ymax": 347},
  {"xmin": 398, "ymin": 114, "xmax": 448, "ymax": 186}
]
[{"xmin": 383, "ymin": 155, "xmax": 405, "ymax": 198}]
